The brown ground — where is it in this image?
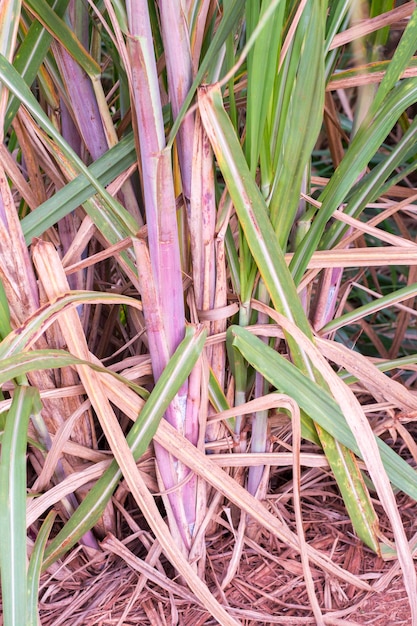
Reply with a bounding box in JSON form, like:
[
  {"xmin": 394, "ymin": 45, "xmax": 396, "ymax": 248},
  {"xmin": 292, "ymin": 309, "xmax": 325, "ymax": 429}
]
[
  {"xmin": 35, "ymin": 547, "xmax": 414, "ymax": 626},
  {"xmin": 34, "ymin": 489, "xmax": 417, "ymax": 626},
  {"xmin": 348, "ymin": 576, "xmax": 411, "ymax": 625}
]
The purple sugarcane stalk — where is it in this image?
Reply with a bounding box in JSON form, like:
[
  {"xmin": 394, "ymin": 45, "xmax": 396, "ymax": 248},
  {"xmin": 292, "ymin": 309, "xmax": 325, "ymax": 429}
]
[{"xmin": 126, "ymin": 1, "xmax": 197, "ymax": 549}]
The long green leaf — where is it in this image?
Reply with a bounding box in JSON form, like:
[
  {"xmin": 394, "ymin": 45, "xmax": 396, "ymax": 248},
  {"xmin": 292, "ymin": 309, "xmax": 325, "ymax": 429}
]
[
  {"xmin": 269, "ymin": 0, "xmax": 325, "ymax": 247},
  {"xmin": 0, "ymin": 386, "xmax": 42, "ymax": 626},
  {"xmin": 21, "ymin": 131, "xmax": 137, "ymax": 242},
  {"xmin": 291, "ymin": 77, "xmax": 417, "ymax": 281},
  {"xmin": 0, "ymin": 279, "xmax": 13, "ymax": 339},
  {"xmin": 229, "ymin": 325, "xmax": 417, "ymax": 501},
  {"xmin": 0, "ymin": 0, "xmax": 21, "ymax": 61},
  {"xmin": 321, "ymin": 281, "xmax": 417, "ymax": 335},
  {"xmin": 245, "ymin": 0, "xmax": 284, "ymax": 173},
  {"xmin": 26, "ymin": 511, "xmax": 56, "ymax": 626},
  {"xmin": 371, "ymin": 4, "xmax": 417, "ymax": 113},
  {"xmin": 0, "ymin": 53, "xmax": 138, "ymax": 236},
  {"xmin": 0, "ymin": 290, "xmax": 143, "ymax": 359},
  {"xmin": 200, "ymin": 81, "xmax": 381, "ymax": 549},
  {"xmin": 315, "ymin": 422, "xmax": 380, "ymax": 551},
  {"xmin": 42, "ymin": 324, "xmax": 206, "ymax": 568},
  {"xmin": 198, "ymin": 84, "xmax": 312, "ymax": 348},
  {"xmin": 328, "ymin": 113, "xmax": 417, "ymax": 240},
  {"xmin": 5, "ymin": 0, "xmax": 70, "ymax": 132},
  {"xmin": 0, "ymin": 348, "xmax": 148, "ymax": 398},
  {"xmin": 24, "ymin": 0, "xmax": 100, "ymax": 76}
]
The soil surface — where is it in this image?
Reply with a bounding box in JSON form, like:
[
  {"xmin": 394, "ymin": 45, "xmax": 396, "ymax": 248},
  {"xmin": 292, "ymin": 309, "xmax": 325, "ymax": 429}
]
[
  {"xmin": 347, "ymin": 575, "xmax": 411, "ymax": 625},
  {"xmin": 34, "ymin": 490, "xmax": 417, "ymax": 626}
]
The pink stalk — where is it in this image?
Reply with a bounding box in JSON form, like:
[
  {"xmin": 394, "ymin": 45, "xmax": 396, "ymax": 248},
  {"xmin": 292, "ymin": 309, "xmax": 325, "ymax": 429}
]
[
  {"xmin": 248, "ymin": 281, "xmax": 270, "ymax": 497},
  {"xmin": 53, "ymin": 5, "xmax": 141, "ymax": 223},
  {"xmin": 158, "ymin": 8, "xmax": 226, "ymax": 501},
  {"xmin": 154, "ymin": 150, "xmax": 187, "ymax": 358},
  {"xmin": 134, "ymin": 237, "xmax": 192, "ymax": 547},
  {"xmin": 158, "ymin": 2, "xmax": 195, "ymax": 205},
  {"xmin": 312, "ymin": 229, "xmax": 353, "ymax": 334},
  {"xmin": 53, "ymin": 42, "xmax": 109, "ymax": 162},
  {"xmin": 126, "ymin": 1, "xmax": 197, "ymax": 549}
]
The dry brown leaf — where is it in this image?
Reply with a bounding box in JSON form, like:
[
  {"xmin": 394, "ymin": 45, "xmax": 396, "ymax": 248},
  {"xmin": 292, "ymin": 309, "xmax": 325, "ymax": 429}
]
[
  {"xmin": 317, "ymin": 338, "xmax": 417, "ymax": 413},
  {"xmin": 251, "ymin": 301, "xmax": 417, "ymax": 623},
  {"xmin": 330, "ymin": 2, "xmax": 415, "ymax": 50},
  {"xmin": 27, "ymin": 461, "xmax": 111, "ymax": 526},
  {"xmin": 285, "ymin": 247, "xmax": 417, "ymax": 269},
  {"xmin": 33, "ymin": 239, "xmax": 241, "ymax": 626},
  {"xmin": 155, "ymin": 420, "xmax": 371, "ymax": 591},
  {"xmin": 101, "ymin": 533, "xmax": 199, "ymax": 603},
  {"xmin": 328, "ymin": 66, "xmax": 417, "ymax": 91}
]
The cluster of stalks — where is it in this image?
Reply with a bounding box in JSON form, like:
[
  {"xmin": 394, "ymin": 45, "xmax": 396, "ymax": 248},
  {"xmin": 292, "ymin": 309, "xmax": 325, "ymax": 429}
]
[{"xmin": 1, "ymin": 1, "xmax": 417, "ymax": 624}]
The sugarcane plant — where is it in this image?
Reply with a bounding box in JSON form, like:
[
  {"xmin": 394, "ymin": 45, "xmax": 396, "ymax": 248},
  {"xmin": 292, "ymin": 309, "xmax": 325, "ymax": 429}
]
[{"xmin": 2, "ymin": 0, "xmax": 417, "ymax": 624}]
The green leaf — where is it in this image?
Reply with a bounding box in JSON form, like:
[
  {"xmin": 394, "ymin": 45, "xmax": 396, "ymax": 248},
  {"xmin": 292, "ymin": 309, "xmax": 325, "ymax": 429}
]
[
  {"xmin": 0, "ymin": 349, "xmax": 148, "ymax": 399},
  {"xmin": 0, "ymin": 53, "xmax": 138, "ymax": 237},
  {"xmin": 209, "ymin": 367, "xmax": 233, "ymax": 431},
  {"xmin": 229, "ymin": 325, "xmax": 417, "ymax": 502},
  {"xmin": 269, "ymin": 0, "xmax": 326, "ymax": 247},
  {"xmin": 315, "ymin": 423, "xmax": 380, "ymax": 552},
  {"xmin": 245, "ymin": 0, "xmax": 285, "ymax": 173},
  {"xmin": 21, "ymin": 132, "xmax": 137, "ymax": 243},
  {"xmin": 0, "ymin": 0, "xmax": 21, "ymax": 60},
  {"xmin": 321, "ymin": 281, "xmax": 417, "ymax": 335},
  {"xmin": 24, "ymin": 0, "xmax": 100, "ymax": 77},
  {"xmin": 200, "ymin": 80, "xmax": 382, "ymax": 546},
  {"xmin": 42, "ymin": 324, "xmax": 206, "ymax": 569},
  {"xmin": 0, "ymin": 290, "xmax": 144, "ymax": 360},
  {"xmin": 0, "ymin": 386, "xmax": 41, "ymax": 626},
  {"xmin": 0, "ymin": 279, "xmax": 13, "ymax": 340},
  {"xmin": 5, "ymin": 0, "xmax": 70, "ymax": 132},
  {"xmin": 198, "ymin": 84, "xmax": 312, "ymax": 349},
  {"xmin": 27, "ymin": 511, "xmax": 56, "ymax": 626},
  {"xmin": 329, "ymin": 114, "xmax": 417, "ymax": 239},
  {"xmin": 291, "ymin": 78, "xmax": 417, "ymax": 282},
  {"xmin": 371, "ymin": 4, "xmax": 417, "ymax": 113}
]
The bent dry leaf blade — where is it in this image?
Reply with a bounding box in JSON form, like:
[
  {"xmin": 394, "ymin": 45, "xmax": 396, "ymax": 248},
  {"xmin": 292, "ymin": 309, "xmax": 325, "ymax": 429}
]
[{"xmin": 42, "ymin": 324, "xmax": 206, "ymax": 568}]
